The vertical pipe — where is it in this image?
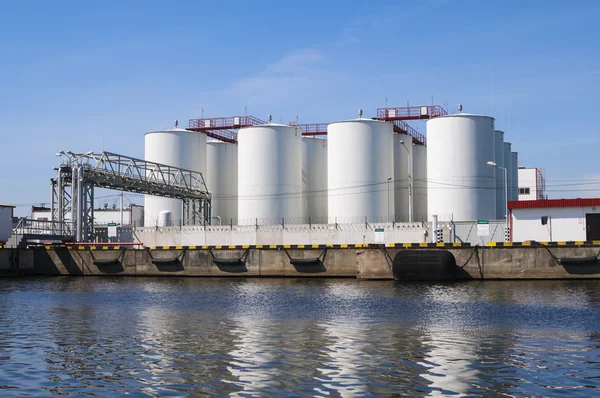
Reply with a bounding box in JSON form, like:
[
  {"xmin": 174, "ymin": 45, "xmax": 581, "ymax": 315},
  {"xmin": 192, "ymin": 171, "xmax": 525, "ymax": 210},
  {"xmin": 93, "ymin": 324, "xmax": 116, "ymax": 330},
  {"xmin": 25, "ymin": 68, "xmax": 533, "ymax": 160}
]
[
  {"xmin": 90, "ymin": 186, "xmax": 94, "ymax": 242},
  {"xmin": 57, "ymin": 168, "xmax": 63, "ymax": 235},
  {"xmin": 120, "ymin": 191, "xmax": 124, "ymax": 227},
  {"xmin": 504, "ymin": 167, "xmax": 509, "ymax": 241},
  {"xmin": 77, "ymin": 166, "xmax": 83, "ymax": 242},
  {"xmin": 407, "ymin": 146, "xmax": 413, "ymax": 223},
  {"xmin": 71, "ymin": 165, "xmax": 78, "ymax": 240},
  {"xmin": 432, "ymin": 215, "xmax": 438, "ymax": 243},
  {"xmin": 50, "ymin": 179, "xmax": 55, "ymax": 234}
]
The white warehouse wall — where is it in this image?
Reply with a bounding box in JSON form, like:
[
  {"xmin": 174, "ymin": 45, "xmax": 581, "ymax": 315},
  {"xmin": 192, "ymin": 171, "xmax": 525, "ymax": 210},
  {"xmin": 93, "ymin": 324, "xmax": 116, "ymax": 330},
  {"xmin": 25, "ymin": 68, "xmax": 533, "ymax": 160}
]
[{"xmin": 511, "ymin": 206, "xmax": 596, "ymax": 242}]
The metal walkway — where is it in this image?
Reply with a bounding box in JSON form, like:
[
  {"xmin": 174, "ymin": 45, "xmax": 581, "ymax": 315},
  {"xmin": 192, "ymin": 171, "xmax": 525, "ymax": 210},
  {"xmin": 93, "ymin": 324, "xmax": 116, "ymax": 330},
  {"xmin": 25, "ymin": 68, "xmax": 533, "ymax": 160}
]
[
  {"xmin": 51, "ymin": 151, "xmax": 212, "ymax": 242},
  {"xmin": 187, "ymin": 105, "xmax": 448, "ymax": 146},
  {"xmin": 188, "ymin": 116, "xmax": 267, "ymax": 143}
]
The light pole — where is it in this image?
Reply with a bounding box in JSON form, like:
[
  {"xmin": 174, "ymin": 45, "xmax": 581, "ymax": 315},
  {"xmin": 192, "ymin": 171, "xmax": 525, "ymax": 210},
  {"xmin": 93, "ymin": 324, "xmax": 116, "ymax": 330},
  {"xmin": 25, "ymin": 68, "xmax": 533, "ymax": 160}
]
[
  {"xmin": 487, "ymin": 161, "xmax": 509, "ymax": 241},
  {"xmin": 387, "ymin": 177, "xmax": 392, "ymax": 222},
  {"xmin": 399, "ymin": 140, "xmax": 413, "ymax": 222}
]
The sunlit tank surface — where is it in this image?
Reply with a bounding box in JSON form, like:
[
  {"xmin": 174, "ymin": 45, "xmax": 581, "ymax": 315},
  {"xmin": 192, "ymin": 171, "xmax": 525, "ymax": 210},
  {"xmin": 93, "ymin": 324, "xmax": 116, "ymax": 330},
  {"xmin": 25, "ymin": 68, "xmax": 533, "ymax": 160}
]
[
  {"xmin": 302, "ymin": 137, "xmax": 328, "ymax": 221},
  {"xmin": 207, "ymin": 141, "xmax": 238, "ymax": 224},
  {"xmin": 327, "ymin": 119, "xmax": 394, "ymax": 223},
  {"xmin": 237, "ymin": 124, "xmax": 302, "ymax": 224},
  {"xmin": 426, "ymin": 114, "xmax": 496, "ymax": 221},
  {"xmin": 144, "ymin": 128, "xmax": 206, "ymax": 226}
]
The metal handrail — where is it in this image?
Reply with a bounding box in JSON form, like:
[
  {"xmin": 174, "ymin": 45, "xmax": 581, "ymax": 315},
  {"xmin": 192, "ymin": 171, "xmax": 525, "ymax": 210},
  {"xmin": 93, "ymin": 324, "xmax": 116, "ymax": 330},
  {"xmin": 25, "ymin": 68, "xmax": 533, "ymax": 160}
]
[
  {"xmin": 296, "ymin": 123, "xmax": 328, "ymax": 135},
  {"xmin": 376, "ymin": 105, "xmax": 448, "ymax": 120},
  {"xmin": 13, "ymin": 218, "xmax": 74, "ymax": 236},
  {"xmin": 188, "ymin": 116, "xmax": 267, "ymax": 130},
  {"xmin": 392, "ymin": 120, "xmax": 426, "ymax": 146}
]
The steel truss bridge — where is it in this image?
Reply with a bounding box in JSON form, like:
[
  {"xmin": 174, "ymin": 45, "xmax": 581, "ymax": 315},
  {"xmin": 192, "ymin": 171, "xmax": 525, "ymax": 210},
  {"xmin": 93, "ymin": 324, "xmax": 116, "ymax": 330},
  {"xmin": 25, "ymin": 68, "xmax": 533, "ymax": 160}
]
[{"xmin": 51, "ymin": 151, "xmax": 211, "ymax": 242}]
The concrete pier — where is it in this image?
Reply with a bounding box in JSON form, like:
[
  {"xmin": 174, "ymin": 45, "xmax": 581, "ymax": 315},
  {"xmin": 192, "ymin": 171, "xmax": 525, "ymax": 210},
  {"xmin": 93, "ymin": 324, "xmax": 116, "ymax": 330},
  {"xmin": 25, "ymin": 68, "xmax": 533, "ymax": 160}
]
[{"xmin": 1, "ymin": 243, "xmax": 600, "ymax": 280}]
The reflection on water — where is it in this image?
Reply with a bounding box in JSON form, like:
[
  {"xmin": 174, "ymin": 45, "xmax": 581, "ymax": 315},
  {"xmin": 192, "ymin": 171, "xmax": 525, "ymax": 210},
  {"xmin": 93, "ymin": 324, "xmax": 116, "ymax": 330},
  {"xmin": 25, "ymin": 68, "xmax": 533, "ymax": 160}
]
[{"xmin": 0, "ymin": 277, "xmax": 598, "ymax": 396}]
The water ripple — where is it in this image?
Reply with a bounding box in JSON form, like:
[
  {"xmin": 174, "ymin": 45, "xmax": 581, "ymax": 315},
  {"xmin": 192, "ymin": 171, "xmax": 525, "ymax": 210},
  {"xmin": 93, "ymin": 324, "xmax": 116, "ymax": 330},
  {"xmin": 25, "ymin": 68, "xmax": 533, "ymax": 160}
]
[{"xmin": 0, "ymin": 277, "xmax": 597, "ymax": 396}]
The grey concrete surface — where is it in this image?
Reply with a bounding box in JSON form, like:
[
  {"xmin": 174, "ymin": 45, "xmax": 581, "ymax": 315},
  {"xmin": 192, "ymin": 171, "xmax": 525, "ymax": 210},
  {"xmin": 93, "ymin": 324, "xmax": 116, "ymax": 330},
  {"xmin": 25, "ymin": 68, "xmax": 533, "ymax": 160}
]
[{"xmin": 1, "ymin": 246, "xmax": 599, "ymax": 280}]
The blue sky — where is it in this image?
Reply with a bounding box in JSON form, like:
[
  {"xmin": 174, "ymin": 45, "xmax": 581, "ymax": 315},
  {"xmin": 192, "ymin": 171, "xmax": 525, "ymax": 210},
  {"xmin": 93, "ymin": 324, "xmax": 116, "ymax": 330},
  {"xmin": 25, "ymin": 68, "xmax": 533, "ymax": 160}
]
[{"xmin": 1, "ymin": 0, "xmax": 599, "ymax": 215}]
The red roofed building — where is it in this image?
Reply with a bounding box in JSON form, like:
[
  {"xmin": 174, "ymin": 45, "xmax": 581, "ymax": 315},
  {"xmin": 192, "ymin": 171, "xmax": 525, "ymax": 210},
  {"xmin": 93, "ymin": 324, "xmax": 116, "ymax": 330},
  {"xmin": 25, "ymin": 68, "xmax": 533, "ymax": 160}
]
[{"xmin": 509, "ymin": 198, "xmax": 600, "ymax": 242}]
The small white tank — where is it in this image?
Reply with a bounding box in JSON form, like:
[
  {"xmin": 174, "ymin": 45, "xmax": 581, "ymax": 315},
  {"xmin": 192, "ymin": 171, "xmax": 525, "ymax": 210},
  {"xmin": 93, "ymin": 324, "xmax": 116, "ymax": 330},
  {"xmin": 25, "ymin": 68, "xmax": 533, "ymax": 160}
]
[
  {"xmin": 328, "ymin": 119, "xmax": 394, "ymax": 223},
  {"xmin": 302, "ymin": 137, "xmax": 328, "ymax": 222},
  {"xmin": 157, "ymin": 210, "xmax": 172, "ymax": 227},
  {"xmin": 426, "ymin": 114, "xmax": 496, "ymax": 221},
  {"xmin": 237, "ymin": 124, "xmax": 303, "ymax": 224},
  {"xmin": 144, "ymin": 128, "xmax": 207, "ymax": 226},
  {"xmin": 207, "ymin": 141, "xmax": 238, "ymax": 224},
  {"xmin": 494, "ymin": 130, "xmax": 505, "ymax": 219}
]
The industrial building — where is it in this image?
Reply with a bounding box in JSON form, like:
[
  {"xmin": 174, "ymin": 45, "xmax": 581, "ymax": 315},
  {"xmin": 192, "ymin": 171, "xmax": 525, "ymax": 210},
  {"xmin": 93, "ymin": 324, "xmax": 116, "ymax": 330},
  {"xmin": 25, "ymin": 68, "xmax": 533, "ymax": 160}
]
[
  {"xmin": 140, "ymin": 105, "xmax": 521, "ymax": 238},
  {"xmin": 4, "ymin": 103, "xmax": 534, "ymax": 247},
  {"xmin": 510, "ymin": 198, "xmax": 600, "ymax": 242},
  {"xmin": 0, "ymin": 205, "xmax": 15, "ymax": 244},
  {"xmin": 518, "ymin": 167, "xmax": 546, "ymax": 200}
]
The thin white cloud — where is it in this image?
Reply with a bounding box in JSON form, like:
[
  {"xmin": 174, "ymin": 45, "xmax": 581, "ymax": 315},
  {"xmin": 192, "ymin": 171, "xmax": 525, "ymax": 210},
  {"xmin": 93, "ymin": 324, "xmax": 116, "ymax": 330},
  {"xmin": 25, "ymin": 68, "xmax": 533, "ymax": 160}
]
[{"xmin": 224, "ymin": 48, "xmax": 345, "ymax": 109}]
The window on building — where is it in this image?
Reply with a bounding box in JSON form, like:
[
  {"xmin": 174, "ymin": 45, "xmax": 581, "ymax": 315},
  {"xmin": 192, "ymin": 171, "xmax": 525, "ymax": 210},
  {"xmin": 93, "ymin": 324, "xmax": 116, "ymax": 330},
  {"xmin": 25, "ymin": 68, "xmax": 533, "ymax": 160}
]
[{"xmin": 519, "ymin": 187, "xmax": 530, "ymax": 195}]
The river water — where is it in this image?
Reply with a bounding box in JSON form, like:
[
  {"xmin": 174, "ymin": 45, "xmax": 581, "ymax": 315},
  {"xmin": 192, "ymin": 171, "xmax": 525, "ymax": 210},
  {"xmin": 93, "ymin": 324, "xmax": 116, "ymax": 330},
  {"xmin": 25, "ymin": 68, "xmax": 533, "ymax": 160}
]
[{"xmin": 0, "ymin": 277, "xmax": 598, "ymax": 397}]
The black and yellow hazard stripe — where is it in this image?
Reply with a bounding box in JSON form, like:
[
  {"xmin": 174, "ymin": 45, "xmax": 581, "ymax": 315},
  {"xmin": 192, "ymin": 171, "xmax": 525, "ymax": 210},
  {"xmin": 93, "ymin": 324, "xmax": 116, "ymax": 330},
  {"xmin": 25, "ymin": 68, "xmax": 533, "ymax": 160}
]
[
  {"xmin": 392, "ymin": 242, "xmax": 470, "ymax": 248},
  {"xmin": 149, "ymin": 244, "xmax": 373, "ymax": 250},
  {"xmin": 488, "ymin": 241, "xmax": 600, "ymax": 247}
]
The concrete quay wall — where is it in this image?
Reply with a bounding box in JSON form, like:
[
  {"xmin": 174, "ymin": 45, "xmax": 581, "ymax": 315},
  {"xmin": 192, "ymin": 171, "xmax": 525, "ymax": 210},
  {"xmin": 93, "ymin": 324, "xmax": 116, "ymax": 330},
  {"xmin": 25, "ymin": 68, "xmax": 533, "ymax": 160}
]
[{"xmin": 1, "ymin": 244, "xmax": 599, "ymax": 280}]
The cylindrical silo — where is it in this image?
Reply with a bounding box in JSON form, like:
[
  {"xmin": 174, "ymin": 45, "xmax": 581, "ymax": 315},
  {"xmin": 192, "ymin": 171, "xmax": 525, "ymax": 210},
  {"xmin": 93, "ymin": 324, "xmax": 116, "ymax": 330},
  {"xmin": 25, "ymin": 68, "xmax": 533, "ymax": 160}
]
[
  {"xmin": 393, "ymin": 134, "xmax": 412, "ymax": 222},
  {"xmin": 412, "ymin": 144, "xmax": 428, "ymax": 222},
  {"xmin": 494, "ymin": 130, "xmax": 505, "ymax": 220},
  {"xmin": 206, "ymin": 141, "xmax": 238, "ymax": 225},
  {"xmin": 328, "ymin": 119, "xmax": 394, "ymax": 223},
  {"xmin": 426, "ymin": 114, "xmax": 496, "ymax": 221},
  {"xmin": 302, "ymin": 137, "xmax": 328, "ymax": 222},
  {"xmin": 144, "ymin": 128, "xmax": 207, "ymax": 226},
  {"xmin": 503, "ymin": 142, "xmax": 513, "ymax": 202},
  {"xmin": 511, "ymin": 152, "xmax": 519, "ymax": 201},
  {"xmin": 237, "ymin": 124, "xmax": 302, "ymax": 225}
]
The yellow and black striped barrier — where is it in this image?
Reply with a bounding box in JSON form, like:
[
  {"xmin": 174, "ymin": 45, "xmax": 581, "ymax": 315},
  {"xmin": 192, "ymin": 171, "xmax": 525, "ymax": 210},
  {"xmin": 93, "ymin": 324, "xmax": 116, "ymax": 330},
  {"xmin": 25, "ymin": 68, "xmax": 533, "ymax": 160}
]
[
  {"xmin": 487, "ymin": 241, "xmax": 600, "ymax": 247},
  {"xmin": 146, "ymin": 242, "xmax": 472, "ymax": 250},
  {"xmin": 49, "ymin": 241, "xmax": 600, "ymax": 251},
  {"xmin": 149, "ymin": 244, "xmax": 347, "ymax": 250}
]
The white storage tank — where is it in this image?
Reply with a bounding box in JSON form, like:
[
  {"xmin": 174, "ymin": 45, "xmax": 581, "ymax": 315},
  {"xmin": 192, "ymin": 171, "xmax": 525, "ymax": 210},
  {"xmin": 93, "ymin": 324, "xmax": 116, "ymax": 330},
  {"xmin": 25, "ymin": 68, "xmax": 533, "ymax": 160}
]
[
  {"xmin": 328, "ymin": 119, "xmax": 394, "ymax": 223},
  {"xmin": 302, "ymin": 137, "xmax": 328, "ymax": 222},
  {"xmin": 494, "ymin": 130, "xmax": 505, "ymax": 219},
  {"xmin": 393, "ymin": 134, "xmax": 412, "ymax": 222},
  {"xmin": 158, "ymin": 210, "xmax": 172, "ymax": 227},
  {"xmin": 207, "ymin": 141, "xmax": 238, "ymax": 225},
  {"xmin": 426, "ymin": 114, "xmax": 496, "ymax": 221},
  {"xmin": 237, "ymin": 124, "xmax": 303, "ymax": 224},
  {"xmin": 412, "ymin": 144, "xmax": 428, "ymax": 222},
  {"xmin": 503, "ymin": 142, "xmax": 513, "ymax": 202},
  {"xmin": 144, "ymin": 128, "xmax": 207, "ymax": 226},
  {"xmin": 511, "ymin": 151, "xmax": 519, "ymax": 201}
]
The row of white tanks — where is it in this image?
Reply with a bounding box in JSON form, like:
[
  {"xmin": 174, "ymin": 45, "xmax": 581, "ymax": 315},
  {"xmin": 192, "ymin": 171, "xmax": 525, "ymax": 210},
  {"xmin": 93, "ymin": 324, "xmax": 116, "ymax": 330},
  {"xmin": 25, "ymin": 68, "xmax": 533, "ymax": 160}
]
[{"xmin": 144, "ymin": 113, "xmax": 518, "ymax": 225}]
